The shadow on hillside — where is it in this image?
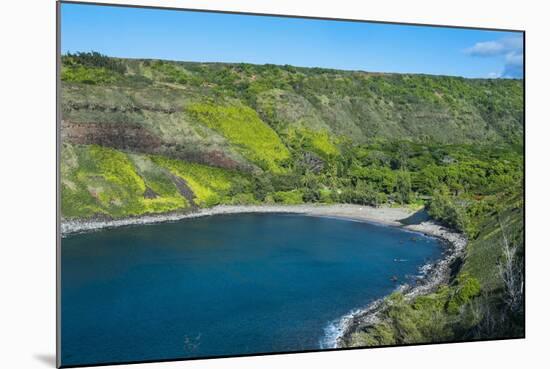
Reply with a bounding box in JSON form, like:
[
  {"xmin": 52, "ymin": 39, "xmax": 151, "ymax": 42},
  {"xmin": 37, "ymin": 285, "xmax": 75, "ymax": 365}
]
[{"xmin": 399, "ymin": 209, "xmax": 430, "ymax": 225}]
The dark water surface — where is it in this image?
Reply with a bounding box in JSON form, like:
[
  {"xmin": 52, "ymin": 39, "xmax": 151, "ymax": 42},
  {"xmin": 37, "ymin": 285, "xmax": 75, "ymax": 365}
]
[{"xmin": 61, "ymin": 213, "xmax": 442, "ymax": 366}]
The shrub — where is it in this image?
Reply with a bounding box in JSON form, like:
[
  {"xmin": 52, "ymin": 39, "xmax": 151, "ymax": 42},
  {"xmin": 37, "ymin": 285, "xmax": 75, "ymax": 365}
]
[
  {"xmin": 272, "ymin": 190, "xmax": 304, "ymax": 204},
  {"xmin": 447, "ymin": 273, "xmax": 481, "ymax": 314},
  {"xmin": 63, "ymin": 51, "xmax": 126, "ymax": 74},
  {"xmin": 61, "ymin": 51, "xmax": 126, "ymax": 85},
  {"xmin": 395, "ymin": 171, "xmax": 412, "ymax": 204},
  {"xmin": 150, "ymin": 60, "xmax": 189, "ymax": 84},
  {"xmin": 428, "ymin": 185, "xmax": 469, "ymax": 232},
  {"xmin": 226, "ymin": 193, "xmax": 257, "ymax": 205},
  {"xmin": 61, "ymin": 65, "xmax": 119, "ymax": 85}
]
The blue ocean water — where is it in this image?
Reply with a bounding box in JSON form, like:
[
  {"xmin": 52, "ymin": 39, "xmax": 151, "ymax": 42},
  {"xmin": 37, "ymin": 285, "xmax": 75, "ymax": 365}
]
[{"xmin": 61, "ymin": 213, "xmax": 442, "ymax": 366}]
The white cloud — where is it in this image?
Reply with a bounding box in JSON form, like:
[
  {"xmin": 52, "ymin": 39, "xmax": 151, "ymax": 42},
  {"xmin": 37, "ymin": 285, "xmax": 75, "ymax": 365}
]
[
  {"xmin": 505, "ymin": 51, "xmax": 523, "ymax": 66},
  {"xmin": 465, "ymin": 36, "xmax": 523, "ymax": 78},
  {"xmin": 502, "ymin": 37, "xmax": 523, "ymax": 51},
  {"xmin": 466, "ymin": 41, "xmax": 506, "ymax": 56},
  {"xmin": 465, "ymin": 36, "xmax": 523, "ymax": 57},
  {"xmin": 502, "ymin": 51, "xmax": 524, "ymax": 78}
]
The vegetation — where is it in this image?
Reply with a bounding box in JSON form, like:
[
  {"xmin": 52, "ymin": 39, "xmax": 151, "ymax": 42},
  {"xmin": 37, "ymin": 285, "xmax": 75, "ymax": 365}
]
[
  {"xmin": 349, "ymin": 198, "xmax": 524, "ymax": 345},
  {"xmin": 349, "ymin": 273, "xmax": 481, "ymax": 346},
  {"xmin": 186, "ymin": 103, "xmax": 290, "ymax": 172},
  {"xmin": 61, "ymin": 51, "xmax": 126, "ymax": 84},
  {"xmin": 271, "ymin": 190, "xmax": 304, "ymax": 205},
  {"xmin": 60, "ymin": 52, "xmax": 524, "ymax": 342},
  {"xmin": 150, "ymin": 155, "xmax": 252, "ymax": 207},
  {"xmin": 284, "ymin": 128, "xmax": 339, "ymax": 159},
  {"xmin": 149, "ymin": 60, "xmax": 190, "ymax": 84},
  {"xmin": 61, "ymin": 144, "xmax": 188, "ymax": 218}
]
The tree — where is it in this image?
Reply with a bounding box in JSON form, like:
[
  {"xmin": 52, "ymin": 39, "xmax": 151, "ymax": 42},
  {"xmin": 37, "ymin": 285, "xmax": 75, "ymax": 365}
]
[
  {"xmin": 301, "ymin": 171, "xmax": 320, "ymax": 203},
  {"xmin": 497, "ymin": 220, "xmax": 524, "ymax": 314},
  {"xmin": 428, "ymin": 185, "xmax": 468, "ymax": 232},
  {"xmin": 64, "ymin": 51, "xmax": 126, "ymax": 74},
  {"xmin": 395, "ymin": 171, "xmax": 411, "ymax": 204},
  {"xmin": 392, "ymin": 141, "xmax": 412, "ymax": 170},
  {"xmin": 354, "ymin": 180, "xmax": 382, "ymax": 206},
  {"xmin": 252, "ymin": 174, "xmax": 274, "ymax": 201}
]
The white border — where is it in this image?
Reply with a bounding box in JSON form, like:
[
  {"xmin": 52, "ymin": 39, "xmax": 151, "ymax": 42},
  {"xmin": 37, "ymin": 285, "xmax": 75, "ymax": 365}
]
[{"xmin": 2, "ymin": 1, "xmax": 548, "ymax": 368}]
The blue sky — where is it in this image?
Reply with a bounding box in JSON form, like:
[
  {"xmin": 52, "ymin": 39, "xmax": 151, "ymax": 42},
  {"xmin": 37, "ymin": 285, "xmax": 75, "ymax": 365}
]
[{"xmin": 61, "ymin": 3, "xmax": 523, "ymax": 79}]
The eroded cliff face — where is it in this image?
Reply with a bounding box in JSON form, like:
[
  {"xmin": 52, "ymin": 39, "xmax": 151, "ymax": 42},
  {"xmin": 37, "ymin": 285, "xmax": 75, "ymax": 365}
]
[
  {"xmin": 62, "ymin": 121, "xmax": 162, "ymax": 152},
  {"xmin": 61, "ymin": 58, "xmax": 524, "ymax": 151},
  {"xmin": 61, "ymin": 120, "xmax": 247, "ymax": 171}
]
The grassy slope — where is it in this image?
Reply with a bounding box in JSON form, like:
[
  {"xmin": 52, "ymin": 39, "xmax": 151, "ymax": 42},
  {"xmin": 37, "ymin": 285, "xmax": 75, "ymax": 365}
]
[
  {"xmin": 186, "ymin": 103, "xmax": 290, "ymax": 172},
  {"xmin": 61, "ymin": 144, "xmax": 187, "ymax": 218},
  {"xmin": 150, "ymin": 155, "xmax": 252, "ymax": 207},
  {"xmin": 61, "ymin": 143, "xmax": 253, "ymax": 218},
  {"xmin": 462, "ymin": 195, "xmax": 524, "ymax": 292},
  {"xmin": 61, "ymin": 57, "xmax": 523, "ymax": 148}
]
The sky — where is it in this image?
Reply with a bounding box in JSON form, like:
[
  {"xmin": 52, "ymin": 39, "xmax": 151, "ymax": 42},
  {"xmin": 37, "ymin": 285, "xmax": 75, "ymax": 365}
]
[{"xmin": 60, "ymin": 3, "xmax": 524, "ymax": 79}]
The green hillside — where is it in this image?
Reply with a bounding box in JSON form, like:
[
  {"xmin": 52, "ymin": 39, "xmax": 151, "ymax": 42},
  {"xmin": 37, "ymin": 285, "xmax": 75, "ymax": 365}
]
[
  {"xmin": 60, "ymin": 52, "xmax": 523, "ymax": 220},
  {"xmin": 61, "ymin": 53, "xmax": 523, "ymax": 158}
]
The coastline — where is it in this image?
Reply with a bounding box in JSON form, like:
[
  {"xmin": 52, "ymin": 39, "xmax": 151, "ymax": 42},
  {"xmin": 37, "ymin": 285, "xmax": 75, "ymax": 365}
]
[
  {"xmin": 60, "ymin": 204, "xmax": 413, "ymax": 236},
  {"xmin": 60, "ymin": 203, "xmax": 467, "ymax": 350},
  {"xmin": 325, "ymin": 218, "xmax": 467, "ymax": 348}
]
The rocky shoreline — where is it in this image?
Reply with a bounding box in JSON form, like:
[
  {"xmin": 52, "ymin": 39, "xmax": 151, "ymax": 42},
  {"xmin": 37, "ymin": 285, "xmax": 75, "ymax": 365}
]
[
  {"xmin": 329, "ymin": 220, "xmax": 467, "ymax": 348},
  {"xmin": 60, "ymin": 203, "xmax": 467, "ymax": 350}
]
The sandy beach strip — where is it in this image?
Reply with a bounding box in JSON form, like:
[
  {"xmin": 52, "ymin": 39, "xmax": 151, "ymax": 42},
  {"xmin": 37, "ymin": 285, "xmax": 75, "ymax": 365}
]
[{"xmin": 60, "ymin": 204, "xmax": 414, "ymax": 236}]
